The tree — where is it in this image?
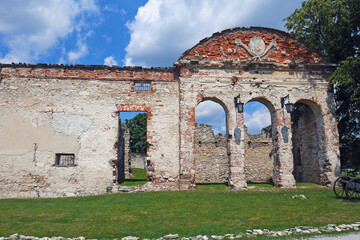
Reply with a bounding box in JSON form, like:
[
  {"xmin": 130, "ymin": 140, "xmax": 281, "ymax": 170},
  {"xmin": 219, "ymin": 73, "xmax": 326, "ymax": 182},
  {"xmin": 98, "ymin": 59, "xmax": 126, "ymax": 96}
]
[
  {"xmin": 284, "ymin": 0, "xmax": 360, "ymax": 63},
  {"xmin": 125, "ymin": 113, "xmax": 147, "ymax": 154},
  {"xmin": 284, "ymin": 0, "xmax": 360, "ymax": 170},
  {"xmin": 330, "ymin": 57, "xmax": 360, "ymax": 170}
]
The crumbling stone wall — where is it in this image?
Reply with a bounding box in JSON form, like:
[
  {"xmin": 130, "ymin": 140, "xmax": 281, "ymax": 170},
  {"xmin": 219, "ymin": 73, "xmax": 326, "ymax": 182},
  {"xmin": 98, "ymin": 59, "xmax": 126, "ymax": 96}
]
[
  {"xmin": 119, "ymin": 123, "xmax": 132, "ymax": 179},
  {"xmin": 0, "ymin": 65, "xmax": 179, "ymax": 198},
  {"xmin": 0, "ymin": 27, "xmax": 341, "ymax": 198},
  {"xmin": 244, "ymin": 126, "xmax": 273, "ymax": 183},
  {"xmin": 131, "ymin": 153, "xmax": 146, "ymax": 169},
  {"xmin": 177, "ymin": 27, "xmax": 340, "ymax": 189},
  {"xmin": 194, "ymin": 123, "xmax": 274, "ymax": 184},
  {"xmin": 292, "ymin": 103, "xmax": 323, "ymax": 184},
  {"xmin": 118, "ymin": 124, "xmax": 146, "ymax": 179},
  {"xmin": 194, "ymin": 123, "xmax": 229, "ymax": 183}
]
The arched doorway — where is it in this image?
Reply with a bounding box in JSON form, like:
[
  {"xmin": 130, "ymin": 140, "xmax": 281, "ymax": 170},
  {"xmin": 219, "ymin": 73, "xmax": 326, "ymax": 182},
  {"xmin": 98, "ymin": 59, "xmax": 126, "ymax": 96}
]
[
  {"xmin": 291, "ymin": 100, "xmax": 326, "ymax": 184},
  {"xmin": 243, "ymin": 98, "xmax": 277, "ymax": 183},
  {"xmin": 195, "ymin": 99, "xmax": 229, "ymax": 184}
]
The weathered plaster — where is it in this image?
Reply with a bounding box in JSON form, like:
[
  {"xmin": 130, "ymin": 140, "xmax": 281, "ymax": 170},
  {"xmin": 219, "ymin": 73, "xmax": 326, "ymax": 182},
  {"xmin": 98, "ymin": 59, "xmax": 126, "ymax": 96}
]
[{"xmin": 0, "ymin": 27, "xmax": 340, "ymax": 198}]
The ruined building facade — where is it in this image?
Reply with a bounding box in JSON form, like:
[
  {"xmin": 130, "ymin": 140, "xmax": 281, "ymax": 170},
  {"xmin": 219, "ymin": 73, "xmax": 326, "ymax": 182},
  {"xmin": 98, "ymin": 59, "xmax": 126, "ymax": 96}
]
[
  {"xmin": 0, "ymin": 27, "xmax": 340, "ymax": 198},
  {"xmin": 194, "ymin": 123, "xmax": 273, "ymax": 184}
]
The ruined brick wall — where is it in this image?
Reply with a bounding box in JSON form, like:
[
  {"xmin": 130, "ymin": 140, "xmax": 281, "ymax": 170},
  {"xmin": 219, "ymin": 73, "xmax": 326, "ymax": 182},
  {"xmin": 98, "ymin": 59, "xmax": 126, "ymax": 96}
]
[
  {"xmin": 244, "ymin": 126, "xmax": 273, "ymax": 183},
  {"xmin": 0, "ymin": 65, "xmax": 179, "ymax": 198},
  {"xmin": 194, "ymin": 123, "xmax": 229, "ymax": 183},
  {"xmin": 194, "ymin": 123, "xmax": 274, "ymax": 184},
  {"xmin": 292, "ymin": 103, "xmax": 322, "ymax": 184},
  {"xmin": 177, "ymin": 27, "xmax": 340, "ymax": 189},
  {"xmin": 0, "ymin": 27, "xmax": 341, "ymax": 198}
]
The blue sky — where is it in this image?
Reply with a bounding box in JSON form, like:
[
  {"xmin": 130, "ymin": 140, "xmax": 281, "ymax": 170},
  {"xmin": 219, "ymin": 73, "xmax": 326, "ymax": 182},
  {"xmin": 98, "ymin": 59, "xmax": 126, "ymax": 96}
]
[{"xmin": 0, "ymin": 0, "xmax": 304, "ymax": 134}]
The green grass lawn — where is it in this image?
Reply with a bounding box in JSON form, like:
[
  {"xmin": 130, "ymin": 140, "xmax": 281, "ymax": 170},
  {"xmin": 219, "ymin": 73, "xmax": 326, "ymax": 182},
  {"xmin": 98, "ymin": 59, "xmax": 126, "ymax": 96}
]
[
  {"xmin": 0, "ymin": 185, "xmax": 359, "ymax": 239},
  {"xmin": 119, "ymin": 168, "xmax": 147, "ymax": 186}
]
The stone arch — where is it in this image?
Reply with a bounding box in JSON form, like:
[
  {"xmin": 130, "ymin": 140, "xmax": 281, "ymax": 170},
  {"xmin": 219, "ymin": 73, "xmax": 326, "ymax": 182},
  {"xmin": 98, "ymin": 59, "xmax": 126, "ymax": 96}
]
[
  {"xmin": 194, "ymin": 97, "xmax": 230, "ymax": 184},
  {"xmin": 197, "ymin": 97, "xmax": 230, "ymax": 134},
  {"xmin": 243, "ymin": 97, "xmax": 277, "ymax": 183},
  {"xmin": 291, "ymin": 99, "xmax": 327, "ymax": 184}
]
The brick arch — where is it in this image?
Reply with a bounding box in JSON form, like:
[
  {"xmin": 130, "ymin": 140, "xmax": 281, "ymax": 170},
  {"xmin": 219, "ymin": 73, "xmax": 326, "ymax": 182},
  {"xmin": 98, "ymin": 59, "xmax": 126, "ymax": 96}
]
[
  {"xmin": 197, "ymin": 96, "xmax": 230, "ymax": 133},
  {"xmin": 197, "ymin": 97, "xmax": 229, "ymax": 115},
  {"xmin": 246, "ymin": 97, "xmax": 276, "ymax": 114},
  {"xmin": 291, "ymin": 99, "xmax": 328, "ymax": 185}
]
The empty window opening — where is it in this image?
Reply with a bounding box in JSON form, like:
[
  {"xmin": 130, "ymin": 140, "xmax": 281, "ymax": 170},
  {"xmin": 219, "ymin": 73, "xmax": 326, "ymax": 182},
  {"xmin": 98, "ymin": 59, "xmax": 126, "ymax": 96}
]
[
  {"xmin": 195, "ymin": 100, "xmax": 229, "ymax": 185},
  {"xmin": 55, "ymin": 154, "xmax": 75, "ymax": 167},
  {"xmin": 134, "ymin": 82, "xmax": 151, "ymax": 91},
  {"xmin": 244, "ymin": 101, "xmax": 274, "ymax": 184},
  {"xmin": 116, "ymin": 111, "xmax": 148, "ymax": 185}
]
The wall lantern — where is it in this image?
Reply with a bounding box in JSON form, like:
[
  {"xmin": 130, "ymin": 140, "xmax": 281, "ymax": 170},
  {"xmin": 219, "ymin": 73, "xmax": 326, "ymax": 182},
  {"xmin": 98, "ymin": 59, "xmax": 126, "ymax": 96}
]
[
  {"xmin": 234, "ymin": 94, "xmax": 244, "ymax": 113},
  {"xmin": 281, "ymin": 94, "xmax": 294, "ymax": 113}
]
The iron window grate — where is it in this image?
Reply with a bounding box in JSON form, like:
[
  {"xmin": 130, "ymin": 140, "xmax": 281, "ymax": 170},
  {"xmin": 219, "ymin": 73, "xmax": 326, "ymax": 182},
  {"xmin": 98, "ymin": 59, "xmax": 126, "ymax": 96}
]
[
  {"xmin": 55, "ymin": 153, "xmax": 75, "ymax": 167},
  {"xmin": 134, "ymin": 82, "xmax": 151, "ymax": 91}
]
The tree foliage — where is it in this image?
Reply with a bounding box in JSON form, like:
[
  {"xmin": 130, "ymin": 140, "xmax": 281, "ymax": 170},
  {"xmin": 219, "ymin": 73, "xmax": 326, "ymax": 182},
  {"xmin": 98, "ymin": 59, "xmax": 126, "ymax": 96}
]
[
  {"xmin": 330, "ymin": 57, "xmax": 360, "ymax": 169},
  {"xmin": 285, "ymin": 0, "xmax": 360, "ymax": 170},
  {"xmin": 125, "ymin": 113, "xmax": 147, "ymax": 154},
  {"xmin": 284, "ymin": 0, "xmax": 360, "ymax": 63}
]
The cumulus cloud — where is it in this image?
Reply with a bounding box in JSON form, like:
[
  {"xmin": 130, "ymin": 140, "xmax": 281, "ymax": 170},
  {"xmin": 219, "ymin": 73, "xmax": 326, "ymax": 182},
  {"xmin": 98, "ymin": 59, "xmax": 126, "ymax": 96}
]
[
  {"xmin": 0, "ymin": 0, "xmax": 99, "ymax": 63},
  {"xmin": 244, "ymin": 104, "xmax": 271, "ymax": 134},
  {"xmin": 104, "ymin": 56, "xmax": 118, "ymax": 66},
  {"xmin": 196, "ymin": 101, "xmax": 226, "ymax": 134},
  {"xmin": 67, "ymin": 30, "xmax": 93, "ymax": 62},
  {"xmin": 125, "ymin": 0, "xmax": 303, "ymax": 67}
]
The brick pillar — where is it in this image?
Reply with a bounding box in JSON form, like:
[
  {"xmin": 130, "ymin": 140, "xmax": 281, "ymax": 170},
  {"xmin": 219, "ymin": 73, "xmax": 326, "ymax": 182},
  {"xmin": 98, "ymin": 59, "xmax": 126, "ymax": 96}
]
[
  {"xmin": 228, "ymin": 109, "xmax": 247, "ymax": 189},
  {"xmin": 179, "ymin": 88, "xmax": 197, "ymax": 189},
  {"xmin": 273, "ymin": 108, "xmax": 296, "ymax": 188},
  {"xmin": 320, "ymin": 98, "xmax": 341, "ymax": 185}
]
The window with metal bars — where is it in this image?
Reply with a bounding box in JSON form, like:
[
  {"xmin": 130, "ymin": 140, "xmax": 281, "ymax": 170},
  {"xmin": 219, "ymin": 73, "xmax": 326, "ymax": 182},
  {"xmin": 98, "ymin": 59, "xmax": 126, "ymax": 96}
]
[
  {"xmin": 55, "ymin": 153, "xmax": 75, "ymax": 166},
  {"xmin": 134, "ymin": 82, "xmax": 151, "ymax": 91}
]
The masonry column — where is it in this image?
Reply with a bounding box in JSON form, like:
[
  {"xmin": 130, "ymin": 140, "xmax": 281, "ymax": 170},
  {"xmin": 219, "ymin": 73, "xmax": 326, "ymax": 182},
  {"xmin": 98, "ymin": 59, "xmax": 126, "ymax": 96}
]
[
  {"xmin": 178, "ymin": 80, "xmax": 197, "ymax": 190},
  {"xmin": 228, "ymin": 103, "xmax": 247, "ymax": 189},
  {"xmin": 321, "ymin": 99, "xmax": 341, "ymax": 185},
  {"xmin": 273, "ymin": 107, "xmax": 296, "ymax": 188}
]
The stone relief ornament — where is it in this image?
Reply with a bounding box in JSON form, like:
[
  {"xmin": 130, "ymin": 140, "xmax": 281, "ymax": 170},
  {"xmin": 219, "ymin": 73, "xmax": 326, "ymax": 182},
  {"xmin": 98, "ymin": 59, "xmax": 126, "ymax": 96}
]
[{"xmin": 235, "ymin": 37, "xmax": 277, "ymax": 60}]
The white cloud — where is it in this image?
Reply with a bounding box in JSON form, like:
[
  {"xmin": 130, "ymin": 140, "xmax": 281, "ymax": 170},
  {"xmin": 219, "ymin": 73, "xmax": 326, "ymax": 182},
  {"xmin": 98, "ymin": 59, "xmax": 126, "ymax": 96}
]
[
  {"xmin": 104, "ymin": 4, "xmax": 126, "ymax": 15},
  {"xmin": 104, "ymin": 56, "xmax": 118, "ymax": 66},
  {"xmin": 244, "ymin": 107, "xmax": 271, "ymax": 134},
  {"xmin": 195, "ymin": 100, "xmax": 272, "ymax": 135},
  {"xmin": 68, "ymin": 41, "xmax": 88, "ymax": 62},
  {"xmin": 196, "ymin": 101, "xmax": 226, "ymax": 134},
  {"xmin": 124, "ymin": 0, "xmax": 303, "ymax": 67},
  {"xmin": 67, "ymin": 30, "xmax": 93, "ymax": 62},
  {"xmin": 0, "ymin": 0, "xmax": 99, "ymax": 63}
]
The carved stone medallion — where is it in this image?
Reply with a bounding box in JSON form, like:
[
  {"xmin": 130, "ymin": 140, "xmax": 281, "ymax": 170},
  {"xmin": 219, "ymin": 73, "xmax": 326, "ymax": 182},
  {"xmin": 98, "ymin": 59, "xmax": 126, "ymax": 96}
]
[
  {"xmin": 235, "ymin": 37, "xmax": 277, "ymax": 60},
  {"xmin": 249, "ymin": 37, "xmax": 266, "ymax": 56}
]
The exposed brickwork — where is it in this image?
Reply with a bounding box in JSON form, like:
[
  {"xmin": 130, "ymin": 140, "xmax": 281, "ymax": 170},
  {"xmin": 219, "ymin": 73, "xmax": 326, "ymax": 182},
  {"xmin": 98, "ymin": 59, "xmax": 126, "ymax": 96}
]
[
  {"xmin": 179, "ymin": 27, "xmax": 323, "ymax": 64},
  {"xmin": 0, "ymin": 27, "xmax": 340, "ymax": 198}
]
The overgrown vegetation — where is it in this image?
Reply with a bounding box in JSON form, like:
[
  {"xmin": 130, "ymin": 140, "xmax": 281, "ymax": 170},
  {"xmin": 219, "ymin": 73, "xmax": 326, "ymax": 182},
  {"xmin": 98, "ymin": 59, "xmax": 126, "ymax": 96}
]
[
  {"xmin": 284, "ymin": 0, "xmax": 360, "ymax": 171},
  {"xmin": 125, "ymin": 113, "xmax": 147, "ymax": 154},
  {"xmin": 1, "ymin": 186, "xmax": 359, "ymax": 239}
]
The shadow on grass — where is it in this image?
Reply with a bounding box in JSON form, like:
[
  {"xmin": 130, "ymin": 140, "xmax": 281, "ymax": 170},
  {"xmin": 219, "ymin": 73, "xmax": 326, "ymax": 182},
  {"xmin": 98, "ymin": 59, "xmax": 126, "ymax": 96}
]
[{"xmin": 118, "ymin": 168, "xmax": 147, "ymax": 186}]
